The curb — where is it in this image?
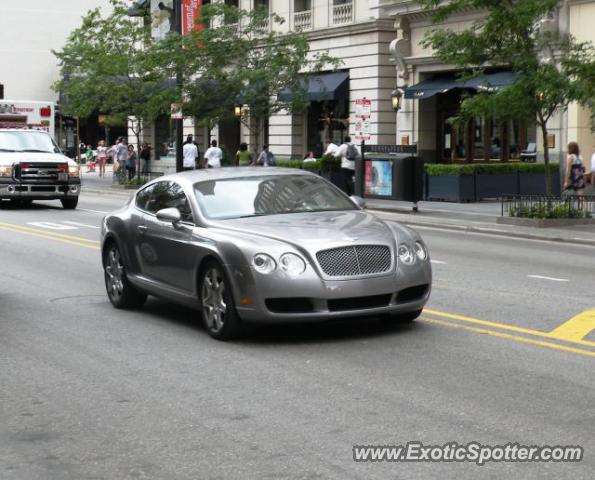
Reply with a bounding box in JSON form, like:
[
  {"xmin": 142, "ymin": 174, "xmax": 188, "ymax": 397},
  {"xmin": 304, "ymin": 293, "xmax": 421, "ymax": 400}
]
[
  {"xmin": 82, "ymin": 187, "xmax": 135, "ymax": 197},
  {"xmin": 368, "ymin": 210, "xmax": 595, "ymax": 247}
]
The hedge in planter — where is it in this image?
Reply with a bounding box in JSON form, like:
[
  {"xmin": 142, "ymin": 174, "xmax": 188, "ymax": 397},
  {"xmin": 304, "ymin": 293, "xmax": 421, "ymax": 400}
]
[{"xmin": 424, "ymin": 164, "xmax": 476, "ymax": 202}]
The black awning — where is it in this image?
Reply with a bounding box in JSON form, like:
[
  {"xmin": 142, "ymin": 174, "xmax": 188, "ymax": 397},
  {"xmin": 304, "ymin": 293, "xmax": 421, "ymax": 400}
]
[
  {"xmin": 404, "ymin": 71, "xmax": 520, "ymax": 99},
  {"xmin": 278, "ymin": 71, "xmax": 349, "ymax": 102}
]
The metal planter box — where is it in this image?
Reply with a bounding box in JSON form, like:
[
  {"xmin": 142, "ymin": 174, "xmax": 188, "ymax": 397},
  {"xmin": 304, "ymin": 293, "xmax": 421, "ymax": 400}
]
[
  {"xmin": 518, "ymin": 172, "xmax": 560, "ymax": 196},
  {"xmin": 425, "ymin": 174, "xmax": 476, "ymax": 202},
  {"xmin": 475, "ymin": 173, "xmax": 518, "ymax": 199}
]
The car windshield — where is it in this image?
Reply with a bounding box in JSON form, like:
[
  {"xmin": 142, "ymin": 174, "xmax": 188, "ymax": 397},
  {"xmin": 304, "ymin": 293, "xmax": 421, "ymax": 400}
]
[
  {"xmin": 0, "ymin": 130, "xmax": 60, "ymax": 153},
  {"xmin": 194, "ymin": 174, "xmax": 357, "ymax": 219}
]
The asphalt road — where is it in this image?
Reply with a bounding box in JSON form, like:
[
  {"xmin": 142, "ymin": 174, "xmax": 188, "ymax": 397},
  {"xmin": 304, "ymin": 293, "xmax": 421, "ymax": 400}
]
[{"xmin": 1, "ymin": 193, "xmax": 594, "ymax": 480}]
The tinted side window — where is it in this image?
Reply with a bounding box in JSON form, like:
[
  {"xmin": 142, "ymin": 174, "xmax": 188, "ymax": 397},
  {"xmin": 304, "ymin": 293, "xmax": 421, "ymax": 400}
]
[
  {"xmin": 145, "ymin": 181, "xmax": 193, "ymax": 223},
  {"xmin": 135, "ymin": 183, "xmax": 155, "ymax": 212}
]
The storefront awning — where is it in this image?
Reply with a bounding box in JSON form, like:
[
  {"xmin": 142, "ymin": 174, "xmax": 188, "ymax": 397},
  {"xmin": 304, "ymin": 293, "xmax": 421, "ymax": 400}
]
[
  {"xmin": 277, "ymin": 71, "xmax": 349, "ymax": 102},
  {"xmin": 404, "ymin": 71, "xmax": 520, "ymax": 99}
]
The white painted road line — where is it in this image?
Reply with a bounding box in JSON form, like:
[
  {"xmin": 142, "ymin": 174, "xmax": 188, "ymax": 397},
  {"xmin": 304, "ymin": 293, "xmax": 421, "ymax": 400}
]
[
  {"xmin": 27, "ymin": 222, "xmax": 77, "ymax": 230},
  {"xmin": 63, "ymin": 221, "xmax": 100, "ymax": 229},
  {"xmin": 79, "ymin": 208, "xmax": 110, "ymax": 214},
  {"xmin": 528, "ymin": 275, "xmax": 569, "ymax": 282},
  {"xmin": 431, "ymin": 260, "xmax": 447, "ymax": 265}
]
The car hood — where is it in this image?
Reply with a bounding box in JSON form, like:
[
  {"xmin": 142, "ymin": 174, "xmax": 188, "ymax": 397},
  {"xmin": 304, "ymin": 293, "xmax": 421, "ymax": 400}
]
[
  {"xmin": 217, "ymin": 210, "xmax": 397, "ymax": 249},
  {"xmin": 0, "ymin": 152, "xmax": 76, "ymax": 166}
]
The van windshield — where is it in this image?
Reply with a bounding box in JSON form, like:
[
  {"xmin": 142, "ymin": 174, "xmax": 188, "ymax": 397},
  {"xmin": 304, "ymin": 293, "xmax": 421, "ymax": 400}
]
[{"xmin": 0, "ymin": 131, "xmax": 60, "ymax": 153}]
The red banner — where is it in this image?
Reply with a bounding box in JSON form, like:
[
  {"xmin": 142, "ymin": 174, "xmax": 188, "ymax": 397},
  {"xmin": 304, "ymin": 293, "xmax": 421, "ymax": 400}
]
[{"xmin": 181, "ymin": 0, "xmax": 203, "ymax": 34}]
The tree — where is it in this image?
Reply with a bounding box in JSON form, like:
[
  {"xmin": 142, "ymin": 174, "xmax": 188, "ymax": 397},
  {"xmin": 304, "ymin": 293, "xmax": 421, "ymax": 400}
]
[
  {"xmin": 53, "ymin": 0, "xmax": 179, "ymax": 180},
  {"xmin": 420, "ymin": 0, "xmax": 595, "ymax": 194},
  {"xmin": 165, "ymin": 4, "xmax": 341, "ymax": 155}
]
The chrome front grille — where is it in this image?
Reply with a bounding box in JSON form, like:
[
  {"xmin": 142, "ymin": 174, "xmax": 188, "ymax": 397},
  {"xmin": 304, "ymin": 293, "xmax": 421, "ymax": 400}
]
[
  {"xmin": 16, "ymin": 162, "xmax": 67, "ymax": 182},
  {"xmin": 316, "ymin": 245, "xmax": 392, "ymax": 277}
]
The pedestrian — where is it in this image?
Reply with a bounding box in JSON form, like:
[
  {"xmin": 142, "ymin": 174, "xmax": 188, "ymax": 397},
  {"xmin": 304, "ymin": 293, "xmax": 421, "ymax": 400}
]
[
  {"xmin": 183, "ymin": 135, "xmax": 198, "ymax": 171},
  {"xmin": 590, "ymin": 145, "xmax": 595, "ymax": 187},
  {"xmin": 140, "ymin": 142, "xmax": 152, "ymax": 175},
  {"xmin": 334, "ymin": 135, "xmax": 359, "ymax": 195},
  {"xmin": 564, "ymin": 141, "xmax": 585, "ymax": 195},
  {"xmin": 115, "ymin": 137, "xmax": 128, "ymax": 179},
  {"xmin": 254, "ymin": 144, "xmax": 276, "ymax": 167},
  {"xmin": 85, "ymin": 145, "xmax": 96, "ymax": 172},
  {"xmin": 235, "ymin": 142, "xmax": 253, "ymax": 166},
  {"xmin": 126, "ymin": 144, "xmax": 137, "ymax": 181},
  {"xmin": 324, "ymin": 140, "xmax": 339, "ymax": 156},
  {"xmin": 303, "ymin": 151, "xmax": 316, "ymax": 163},
  {"xmin": 97, "ymin": 140, "xmax": 107, "ymax": 177},
  {"xmin": 204, "ymin": 139, "xmax": 223, "ymax": 168}
]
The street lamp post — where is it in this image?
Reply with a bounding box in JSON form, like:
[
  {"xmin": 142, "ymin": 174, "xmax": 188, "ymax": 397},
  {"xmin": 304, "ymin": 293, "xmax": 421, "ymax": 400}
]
[{"xmin": 172, "ymin": 1, "xmax": 184, "ymax": 173}]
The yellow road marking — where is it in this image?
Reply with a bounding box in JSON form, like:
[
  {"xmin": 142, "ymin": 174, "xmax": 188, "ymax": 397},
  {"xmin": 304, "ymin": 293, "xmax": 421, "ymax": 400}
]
[
  {"xmin": 549, "ymin": 309, "xmax": 595, "ymax": 342},
  {"xmin": 421, "ymin": 317, "xmax": 595, "ymax": 359},
  {"xmin": 0, "ymin": 223, "xmax": 99, "ymax": 250},
  {"xmin": 423, "ymin": 308, "xmax": 595, "ymax": 349}
]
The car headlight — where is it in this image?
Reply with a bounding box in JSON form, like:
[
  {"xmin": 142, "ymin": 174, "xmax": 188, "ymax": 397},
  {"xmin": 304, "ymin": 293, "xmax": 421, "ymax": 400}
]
[
  {"xmin": 0, "ymin": 166, "xmax": 12, "ymax": 177},
  {"xmin": 253, "ymin": 253, "xmax": 276, "ymax": 274},
  {"xmin": 414, "ymin": 241, "xmax": 428, "ymax": 261},
  {"xmin": 68, "ymin": 165, "xmax": 80, "ymax": 177},
  {"xmin": 279, "ymin": 253, "xmax": 306, "ymax": 276},
  {"xmin": 398, "ymin": 244, "xmax": 415, "ymax": 265}
]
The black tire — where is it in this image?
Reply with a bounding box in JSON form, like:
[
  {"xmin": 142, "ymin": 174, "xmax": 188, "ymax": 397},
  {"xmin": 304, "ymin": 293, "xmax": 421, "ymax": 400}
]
[
  {"xmin": 103, "ymin": 242, "xmax": 147, "ymax": 309},
  {"xmin": 61, "ymin": 197, "xmax": 78, "ymax": 209},
  {"xmin": 199, "ymin": 260, "xmax": 243, "ymax": 340}
]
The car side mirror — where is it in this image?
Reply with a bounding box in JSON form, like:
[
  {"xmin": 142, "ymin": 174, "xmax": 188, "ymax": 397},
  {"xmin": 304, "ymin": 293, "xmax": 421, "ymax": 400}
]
[
  {"xmin": 156, "ymin": 207, "xmax": 181, "ymax": 224},
  {"xmin": 350, "ymin": 195, "xmax": 366, "ymax": 209}
]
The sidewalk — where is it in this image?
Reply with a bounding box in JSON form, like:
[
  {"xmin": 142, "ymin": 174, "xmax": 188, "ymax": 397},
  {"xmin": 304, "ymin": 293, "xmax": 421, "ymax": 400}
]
[{"xmin": 79, "ymin": 168, "xmax": 595, "ymax": 247}]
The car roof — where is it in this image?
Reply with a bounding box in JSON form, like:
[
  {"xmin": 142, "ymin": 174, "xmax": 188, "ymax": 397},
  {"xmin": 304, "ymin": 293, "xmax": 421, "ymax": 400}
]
[{"xmin": 153, "ymin": 167, "xmax": 318, "ymax": 186}]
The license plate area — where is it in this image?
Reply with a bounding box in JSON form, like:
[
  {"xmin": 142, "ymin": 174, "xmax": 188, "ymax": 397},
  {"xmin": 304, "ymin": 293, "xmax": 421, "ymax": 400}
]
[{"xmin": 58, "ymin": 172, "xmax": 68, "ymax": 181}]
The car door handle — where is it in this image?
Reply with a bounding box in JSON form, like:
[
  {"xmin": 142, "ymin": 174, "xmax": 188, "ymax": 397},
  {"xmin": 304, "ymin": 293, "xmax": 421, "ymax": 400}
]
[{"xmin": 137, "ymin": 225, "xmax": 147, "ymax": 234}]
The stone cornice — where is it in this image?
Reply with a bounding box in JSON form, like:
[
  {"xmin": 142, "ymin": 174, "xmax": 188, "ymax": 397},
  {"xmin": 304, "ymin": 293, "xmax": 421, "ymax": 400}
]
[{"xmin": 302, "ymin": 19, "xmax": 397, "ymax": 42}]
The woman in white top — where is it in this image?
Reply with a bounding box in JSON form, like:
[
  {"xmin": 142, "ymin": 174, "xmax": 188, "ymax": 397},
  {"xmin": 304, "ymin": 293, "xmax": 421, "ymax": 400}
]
[
  {"xmin": 96, "ymin": 140, "xmax": 107, "ymax": 177},
  {"xmin": 564, "ymin": 142, "xmax": 586, "ymax": 195}
]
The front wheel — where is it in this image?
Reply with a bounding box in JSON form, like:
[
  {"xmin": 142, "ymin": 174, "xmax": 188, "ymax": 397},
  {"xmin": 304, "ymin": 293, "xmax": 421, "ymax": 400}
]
[
  {"xmin": 199, "ymin": 261, "xmax": 242, "ymax": 340},
  {"xmin": 61, "ymin": 197, "xmax": 78, "ymax": 209},
  {"xmin": 104, "ymin": 242, "xmax": 147, "ymax": 309}
]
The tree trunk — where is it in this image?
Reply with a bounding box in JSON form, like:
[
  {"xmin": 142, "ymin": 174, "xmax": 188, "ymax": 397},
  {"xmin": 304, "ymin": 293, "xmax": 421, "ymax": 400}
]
[{"xmin": 540, "ymin": 122, "xmax": 552, "ymax": 196}]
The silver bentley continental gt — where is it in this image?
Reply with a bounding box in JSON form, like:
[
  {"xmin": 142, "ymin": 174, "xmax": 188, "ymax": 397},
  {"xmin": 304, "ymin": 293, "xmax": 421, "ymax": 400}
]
[{"xmin": 100, "ymin": 168, "xmax": 432, "ymax": 340}]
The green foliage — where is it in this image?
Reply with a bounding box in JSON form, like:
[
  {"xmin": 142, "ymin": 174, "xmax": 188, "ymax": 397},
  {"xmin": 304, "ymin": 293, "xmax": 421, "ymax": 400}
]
[
  {"xmin": 510, "ymin": 203, "xmax": 592, "ymax": 219},
  {"xmin": 53, "ymin": 0, "xmax": 178, "ymax": 139},
  {"xmin": 419, "ymin": 0, "xmax": 595, "ymax": 193},
  {"xmin": 275, "ymin": 160, "xmax": 303, "ymax": 169},
  {"xmin": 169, "ymin": 4, "xmax": 341, "ymax": 152},
  {"xmin": 425, "ymin": 163, "xmax": 559, "ymax": 176},
  {"xmin": 319, "ymin": 154, "xmax": 340, "ymax": 173},
  {"xmin": 301, "ymin": 161, "xmax": 321, "ymax": 171}
]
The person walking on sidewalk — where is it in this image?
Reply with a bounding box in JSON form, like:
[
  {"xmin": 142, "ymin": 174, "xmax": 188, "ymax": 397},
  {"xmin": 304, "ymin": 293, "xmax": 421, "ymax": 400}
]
[
  {"xmin": 254, "ymin": 145, "xmax": 276, "ymax": 167},
  {"xmin": 334, "ymin": 136, "xmax": 359, "ymax": 195},
  {"xmin": 114, "ymin": 137, "xmax": 128, "ymax": 180},
  {"xmin": 140, "ymin": 142, "xmax": 151, "ymax": 175},
  {"xmin": 126, "ymin": 144, "xmax": 137, "ymax": 181},
  {"xmin": 564, "ymin": 141, "xmax": 585, "ymax": 195},
  {"xmin": 204, "ymin": 139, "xmax": 222, "ymax": 168},
  {"xmin": 183, "ymin": 135, "xmax": 198, "ymax": 171}
]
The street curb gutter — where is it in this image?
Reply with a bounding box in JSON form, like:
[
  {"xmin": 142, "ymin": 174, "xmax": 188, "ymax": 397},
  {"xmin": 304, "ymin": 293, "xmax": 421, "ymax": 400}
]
[{"xmin": 369, "ymin": 210, "xmax": 595, "ymax": 247}]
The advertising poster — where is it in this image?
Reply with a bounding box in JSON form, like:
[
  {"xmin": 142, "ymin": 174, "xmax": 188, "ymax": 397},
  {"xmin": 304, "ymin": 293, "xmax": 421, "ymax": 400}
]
[
  {"xmin": 182, "ymin": 0, "xmax": 203, "ymax": 34},
  {"xmin": 364, "ymin": 160, "xmax": 393, "ymax": 197}
]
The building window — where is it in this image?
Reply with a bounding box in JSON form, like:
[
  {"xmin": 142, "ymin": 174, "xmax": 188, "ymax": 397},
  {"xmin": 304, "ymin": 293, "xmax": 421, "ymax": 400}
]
[
  {"xmin": 224, "ymin": 0, "xmax": 239, "ymax": 25},
  {"xmin": 294, "ymin": 0, "xmax": 312, "ymax": 31},
  {"xmin": 332, "ymin": 0, "xmax": 353, "ymax": 25},
  {"xmin": 254, "ymin": 0, "xmax": 270, "ymax": 31}
]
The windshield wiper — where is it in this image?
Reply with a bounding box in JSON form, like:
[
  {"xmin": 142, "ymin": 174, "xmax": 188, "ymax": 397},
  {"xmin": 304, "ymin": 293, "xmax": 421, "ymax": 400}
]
[
  {"xmin": 236, "ymin": 213, "xmax": 270, "ymax": 218},
  {"xmin": 19, "ymin": 149, "xmax": 52, "ymax": 153},
  {"xmin": 0, "ymin": 148, "xmax": 18, "ymax": 152}
]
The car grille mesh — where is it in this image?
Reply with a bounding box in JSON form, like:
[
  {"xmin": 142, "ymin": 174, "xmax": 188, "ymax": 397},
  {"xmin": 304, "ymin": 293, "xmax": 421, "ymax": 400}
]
[{"xmin": 316, "ymin": 245, "xmax": 392, "ymax": 277}]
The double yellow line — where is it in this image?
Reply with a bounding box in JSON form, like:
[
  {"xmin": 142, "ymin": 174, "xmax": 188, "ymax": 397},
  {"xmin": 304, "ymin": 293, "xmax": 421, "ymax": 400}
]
[
  {"xmin": 0, "ymin": 221, "xmax": 100, "ymax": 250},
  {"xmin": 421, "ymin": 309, "xmax": 595, "ymax": 359}
]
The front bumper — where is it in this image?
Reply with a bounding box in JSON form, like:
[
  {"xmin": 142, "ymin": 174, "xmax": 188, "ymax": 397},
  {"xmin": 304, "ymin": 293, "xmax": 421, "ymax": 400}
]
[
  {"xmin": 229, "ymin": 261, "xmax": 432, "ymax": 323},
  {"xmin": 0, "ymin": 181, "xmax": 80, "ymax": 199}
]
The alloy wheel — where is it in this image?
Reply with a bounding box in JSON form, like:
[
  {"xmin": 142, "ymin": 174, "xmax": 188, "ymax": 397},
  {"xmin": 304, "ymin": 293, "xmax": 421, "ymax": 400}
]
[
  {"xmin": 105, "ymin": 247, "xmax": 124, "ymax": 301},
  {"xmin": 201, "ymin": 267, "xmax": 227, "ymax": 332}
]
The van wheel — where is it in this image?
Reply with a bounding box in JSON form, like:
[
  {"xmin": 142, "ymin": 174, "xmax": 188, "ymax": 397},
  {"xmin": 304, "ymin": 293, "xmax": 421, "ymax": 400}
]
[{"xmin": 61, "ymin": 197, "xmax": 78, "ymax": 209}]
